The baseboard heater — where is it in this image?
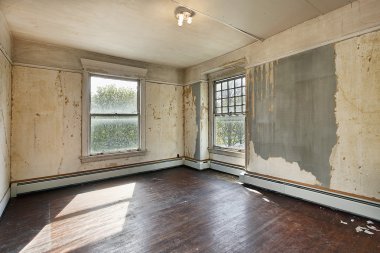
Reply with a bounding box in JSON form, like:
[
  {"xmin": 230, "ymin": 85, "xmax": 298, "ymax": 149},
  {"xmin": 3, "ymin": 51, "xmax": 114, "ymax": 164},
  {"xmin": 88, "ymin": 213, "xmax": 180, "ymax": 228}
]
[
  {"xmin": 183, "ymin": 158, "xmax": 244, "ymax": 177},
  {"xmin": 240, "ymin": 172, "xmax": 380, "ymax": 221},
  {"xmin": 11, "ymin": 158, "xmax": 183, "ymax": 197}
]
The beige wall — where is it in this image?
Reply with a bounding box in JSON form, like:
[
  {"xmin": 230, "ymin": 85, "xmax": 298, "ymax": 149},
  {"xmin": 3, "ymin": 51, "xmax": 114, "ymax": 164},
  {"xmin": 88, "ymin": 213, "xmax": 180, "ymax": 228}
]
[
  {"xmin": 0, "ymin": 10, "xmax": 11, "ymax": 205},
  {"xmin": 330, "ymin": 31, "xmax": 380, "ymax": 199},
  {"xmin": 11, "ymin": 65, "xmax": 183, "ymax": 181}
]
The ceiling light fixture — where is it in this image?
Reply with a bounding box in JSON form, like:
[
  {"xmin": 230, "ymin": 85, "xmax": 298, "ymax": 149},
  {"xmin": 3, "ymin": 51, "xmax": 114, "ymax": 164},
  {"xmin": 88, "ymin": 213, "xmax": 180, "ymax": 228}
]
[{"xmin": 174, "ymin": 6, "xmax": 195, "ymax": 27}]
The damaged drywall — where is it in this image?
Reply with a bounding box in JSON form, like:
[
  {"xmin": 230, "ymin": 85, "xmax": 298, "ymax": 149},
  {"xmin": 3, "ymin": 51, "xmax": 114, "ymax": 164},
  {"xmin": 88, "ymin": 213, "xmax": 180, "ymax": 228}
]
[
  {"xmin": 183, "ymin": 85, "xmax": 198, "ymax": 159},
  {"xmin": 330, "ymin": 31, "xmax": 380, "ymax": 199},
  {"xmin": 11, "ymin": 66, "xmax": 184, "ymax": 181},
  {"xmin": 0, "ymin": 44, "xmax": 11, "ymax": 200},
  {"xmin": 11, "ymin": 68, "xmax": 82, "ymax": 180},
  {"xmin": 183, "ymin": 82, "xmax": 208, "ymax": 160},
  {"xmin": 248, "ymin": 45, "xmax": 337, "ymax": 187}
]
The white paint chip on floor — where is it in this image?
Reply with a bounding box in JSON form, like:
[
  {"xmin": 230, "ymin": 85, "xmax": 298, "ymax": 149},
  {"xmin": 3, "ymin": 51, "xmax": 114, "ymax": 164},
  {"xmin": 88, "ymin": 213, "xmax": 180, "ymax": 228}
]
[{"xmin": 366, "ymin": 225, "xmax": 380, "ymax": 231}]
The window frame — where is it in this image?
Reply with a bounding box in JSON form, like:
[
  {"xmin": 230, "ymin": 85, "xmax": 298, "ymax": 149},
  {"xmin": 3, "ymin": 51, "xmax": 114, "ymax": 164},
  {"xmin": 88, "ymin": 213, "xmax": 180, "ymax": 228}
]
[
  {"xmin": 80, "ymin": 59, "xmax": 147, "ymax": 163},
  {"xmin": 209, "ymin": 73, "xmax": 246, "ymax": 156}
]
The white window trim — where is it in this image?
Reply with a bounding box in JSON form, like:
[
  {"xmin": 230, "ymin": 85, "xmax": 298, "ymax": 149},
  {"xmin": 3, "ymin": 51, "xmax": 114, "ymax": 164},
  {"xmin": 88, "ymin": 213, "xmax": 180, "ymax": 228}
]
[
  {"xmin": 208, "ymin": 68, "xmax": 246, "ymax": 156},
  {"xmin": 80, "ymin": 59, "xmax": 147, "ymax": 163}
]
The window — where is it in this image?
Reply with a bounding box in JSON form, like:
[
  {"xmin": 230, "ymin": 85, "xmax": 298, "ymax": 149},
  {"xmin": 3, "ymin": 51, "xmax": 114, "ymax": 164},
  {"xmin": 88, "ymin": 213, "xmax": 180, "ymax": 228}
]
[
  {"xmin": 80, "ymin": 59, "xmax": 147, "ymax": 162},
  {"xmin": 213, "ymin": 75, "xmax": 246, "ymax": 151},
  {"xmin": 89, "ymin": 75, "xmax": 140, "ymax": 155}
]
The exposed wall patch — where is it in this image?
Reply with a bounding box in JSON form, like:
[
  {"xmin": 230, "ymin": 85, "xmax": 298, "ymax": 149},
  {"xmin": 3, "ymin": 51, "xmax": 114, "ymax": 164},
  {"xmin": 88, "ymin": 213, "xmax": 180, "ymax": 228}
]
[{"xmin": 248, "ymin": 142, "xmax": 321, "ymax": 186}]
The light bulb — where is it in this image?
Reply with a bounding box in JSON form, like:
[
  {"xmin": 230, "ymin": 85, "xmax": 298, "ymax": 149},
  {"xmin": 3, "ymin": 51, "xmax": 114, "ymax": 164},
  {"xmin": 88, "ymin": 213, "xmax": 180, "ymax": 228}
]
[
  {"xmin": 187, "ymin": 16, "xmax": 192, "ymax": 24},
  {"xmin": 177, "ymin": 13, "xmax": 184, "ymax": 26}
]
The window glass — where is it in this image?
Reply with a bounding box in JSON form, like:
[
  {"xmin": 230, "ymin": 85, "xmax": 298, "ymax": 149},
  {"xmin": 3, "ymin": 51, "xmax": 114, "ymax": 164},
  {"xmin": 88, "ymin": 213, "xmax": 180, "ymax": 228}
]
[
  {"xmin": 90, "ymin": 75, "xmax": 139, "ymax": 154},
  {"xmin": 213, "ymin": 75, "xmax": 246, "ymax": 150}
]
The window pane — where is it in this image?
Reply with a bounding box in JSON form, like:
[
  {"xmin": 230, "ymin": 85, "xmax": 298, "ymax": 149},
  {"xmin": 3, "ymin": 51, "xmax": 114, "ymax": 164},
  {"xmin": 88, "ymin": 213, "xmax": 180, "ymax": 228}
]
[
  {"xmin": 215, "ymin": 99, "xmax": 221, "ymax": 108},
  {"xmin": 235, "ymin": 88, "xmax": 242, "ymax": 96},
  {"xmin": 222, "ymin": 107, "xmax": 228, "ymax": 113},
  {"xmin": 222, "ymin": 82, "xmax": 228, "ymax": 90},
  {"xmin": 90, "ymin": 116, "xmax": 138, "ymax": 154},
  {"xmin": 222, "ymin": 98, "xmax": 228, "ymax": 107},
  {"xmin": 229, "ymin": 97, "xmax": 235, "ymax": 107},
  {"xmin": 235, "ymin": 96, "xmax": 242, "ymax": 105},
  {"xmin": 228, "ymin": 80, "xmax": 234, "ymax": 89},
  {"xmin": 216, "ymin": 83, "xmax": 221, "ymax": 91},
  {"xmin": 214, "ymin": 115, "xmax": 245, "ymax": 149},
  {"xmin": 235, "ymin": 78, "xmax": 241, "ymax": 87},
  {"xmin": 216, "ymin": 91, "xmax": 221, "ymax": 99},
  {"xmin": 90, "ymin": 76, "xmax": 138, "ymax": 114},
  {"xmin": 222, "ymin": 90, "xmax": 228, "ymax": 98}
]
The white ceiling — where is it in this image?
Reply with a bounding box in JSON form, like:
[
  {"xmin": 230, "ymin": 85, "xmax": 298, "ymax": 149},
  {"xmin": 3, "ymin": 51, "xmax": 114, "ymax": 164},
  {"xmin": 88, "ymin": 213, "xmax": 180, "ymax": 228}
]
[{"xmin": 0, "ymin": 0, "xmax": 352, "ymax": 67}]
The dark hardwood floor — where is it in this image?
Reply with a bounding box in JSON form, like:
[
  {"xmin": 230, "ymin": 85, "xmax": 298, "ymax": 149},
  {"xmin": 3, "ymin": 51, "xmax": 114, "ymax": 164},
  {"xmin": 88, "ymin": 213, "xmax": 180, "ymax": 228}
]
[{"xmin": 0, "ymin": 166, "xmax": 379, "ymax": 253}]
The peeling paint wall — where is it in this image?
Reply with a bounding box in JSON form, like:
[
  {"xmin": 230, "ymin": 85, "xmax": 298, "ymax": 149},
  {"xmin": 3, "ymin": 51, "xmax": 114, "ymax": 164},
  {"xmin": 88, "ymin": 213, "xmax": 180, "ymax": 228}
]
[
  {"xmin": 248, "ymin": 45, "xmax": 337, "ymax": 187},
  {"xmin": 247, "ymin": 31, "xmax": 380, "ymax": 200},
  {"xmin": 183, "ymin": 82, "xmax": 208, "ymax": 160},
  {"xmin": 0, "ymin": 43, "xmax": 11, "ymax": 200},
  {"xmin": 0, "ymin": 10, "xmax": 11, "ymax": 203},
  {"xmin": 11, "ymin": 66, "xmax": 184, "ymax": 181},
  {"xmin": 183, "ymin": 85, "xmax": 197, "ymax": 159},
  {"xmin": 184, "ymin": 0, "xmax": 380, "ymax": 200},
  {"xmin": 330, "ymin": 31, "xmax": 380, "ymax": 199}
]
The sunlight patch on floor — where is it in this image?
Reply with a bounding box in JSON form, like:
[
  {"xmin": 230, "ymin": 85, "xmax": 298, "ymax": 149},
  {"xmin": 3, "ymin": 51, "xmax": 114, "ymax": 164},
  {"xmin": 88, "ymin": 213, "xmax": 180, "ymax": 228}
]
[{"xmin": 21, "ymin": 183, "xmax": 136, "ymax": 253}]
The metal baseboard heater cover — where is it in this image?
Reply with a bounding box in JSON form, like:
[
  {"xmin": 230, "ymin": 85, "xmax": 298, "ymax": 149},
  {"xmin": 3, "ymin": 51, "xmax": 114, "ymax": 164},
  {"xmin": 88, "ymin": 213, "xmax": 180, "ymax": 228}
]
[
  {"xmin": 11, "ymin": 158, "xmax": 183, "ymax": 197},
  {"xmin": 240, "ymin": 172, "xmax": 380, "ymax": 221},
  {"xmin": 9, "ymin": 157, "xmax": 379, "ymax": 221}
]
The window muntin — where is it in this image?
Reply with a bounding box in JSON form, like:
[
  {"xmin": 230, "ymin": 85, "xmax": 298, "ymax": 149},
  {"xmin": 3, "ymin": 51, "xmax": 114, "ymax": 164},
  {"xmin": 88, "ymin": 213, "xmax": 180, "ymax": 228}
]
[
  {"xmin": 213, "ymin": 75, "xmax": 246, "ymax": 150},
  {"xmin": 89, "ymin": 75, "xmax": 140, "ymax": 155}
]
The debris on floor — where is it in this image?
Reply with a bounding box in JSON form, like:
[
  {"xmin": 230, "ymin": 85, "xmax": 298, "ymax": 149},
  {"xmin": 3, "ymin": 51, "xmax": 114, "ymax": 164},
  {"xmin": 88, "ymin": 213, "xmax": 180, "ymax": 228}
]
[
  {"xmin": 340, "ymin": 220, "xmax": 348, "ymax": 225},
  {"xmin": 355, "ymin": 223, "xmax": 380, "ymax": 235},
  {"xmin": 364, "ymin": 230, "xmax": 374, "ymax": 235},
  {"xmin": 366, "ymin": 225, "xmax": 380, "ymax": 231}
]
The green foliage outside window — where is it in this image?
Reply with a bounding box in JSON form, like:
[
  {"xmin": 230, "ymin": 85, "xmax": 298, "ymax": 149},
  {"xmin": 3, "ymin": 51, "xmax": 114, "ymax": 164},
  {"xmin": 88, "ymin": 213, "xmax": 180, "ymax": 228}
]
[
  {"xmin": 90, "ymin": 82, "xmax": 139, "ymax": 154},
  {"xmin": 215, "ymin": 115, "xmax": 245, "ymax": 149}
]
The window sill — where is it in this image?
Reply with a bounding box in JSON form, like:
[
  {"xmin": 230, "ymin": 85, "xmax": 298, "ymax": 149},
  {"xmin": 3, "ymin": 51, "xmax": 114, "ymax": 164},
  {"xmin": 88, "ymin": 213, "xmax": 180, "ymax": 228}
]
[
  {"xmin": 208, "ymin": 148, "xmax": 245, "ymax": 158},
  {"xmin": 80, "ymin": 150, "xmax": 147, "ymax": 163}
]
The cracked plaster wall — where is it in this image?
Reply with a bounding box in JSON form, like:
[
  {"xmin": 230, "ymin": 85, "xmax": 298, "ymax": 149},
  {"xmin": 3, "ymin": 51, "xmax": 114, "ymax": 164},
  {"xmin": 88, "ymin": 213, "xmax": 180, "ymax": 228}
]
[{"xmin": 11, "ymin": 66, "xmax": 183, "ymax": 181}]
